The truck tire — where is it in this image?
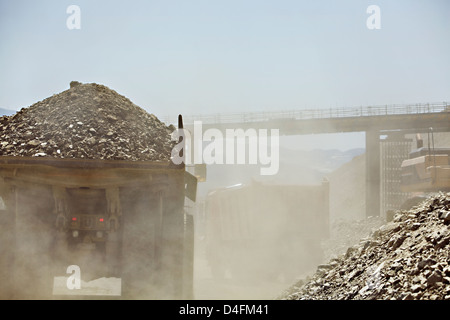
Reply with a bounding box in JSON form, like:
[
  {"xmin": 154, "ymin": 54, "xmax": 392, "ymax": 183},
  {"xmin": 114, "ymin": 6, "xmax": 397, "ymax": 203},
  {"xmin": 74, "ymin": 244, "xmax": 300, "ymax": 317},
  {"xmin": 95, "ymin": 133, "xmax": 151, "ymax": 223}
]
[
  {"xmin": 0, "ymin": 206, "xmax": 14, "ymax": 299},
  {"xmin": 13, "ymin": 188, "xmax": 54, "ymax": 299},
  {"xmin": 183, "ymin": 213, "xmax": 195, "ymax": 299}
]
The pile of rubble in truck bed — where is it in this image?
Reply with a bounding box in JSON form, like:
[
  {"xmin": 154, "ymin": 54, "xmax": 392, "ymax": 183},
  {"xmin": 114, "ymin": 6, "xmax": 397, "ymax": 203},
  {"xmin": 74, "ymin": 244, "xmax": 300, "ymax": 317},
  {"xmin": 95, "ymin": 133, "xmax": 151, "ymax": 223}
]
[
  {"xmin": 279, "ymin": 193, "xmax": 450, "ymax": 300},
  {"xmin": 0, "ymin": 81, "xmax": 176, "ymax": 161}
]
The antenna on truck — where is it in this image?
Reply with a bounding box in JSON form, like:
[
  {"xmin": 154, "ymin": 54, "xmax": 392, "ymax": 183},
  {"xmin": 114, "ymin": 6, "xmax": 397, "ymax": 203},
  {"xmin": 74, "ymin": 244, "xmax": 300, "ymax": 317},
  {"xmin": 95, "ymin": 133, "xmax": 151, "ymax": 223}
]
[
  {"xmin": 178, "ymin": 114, "xmax": 185, "ymax": 163},
  {"xmin": 178, "ymin": 114, "xmax": 183, "ymax": 129}
]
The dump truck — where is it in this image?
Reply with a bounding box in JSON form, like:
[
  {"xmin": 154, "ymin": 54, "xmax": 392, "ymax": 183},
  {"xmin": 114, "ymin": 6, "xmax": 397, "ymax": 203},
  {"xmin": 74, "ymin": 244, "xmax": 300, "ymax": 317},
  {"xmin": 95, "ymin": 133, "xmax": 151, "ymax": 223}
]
[
  {"xmin": 397, "ymin": 132, "xmax": 450, "ymax": 212},
  {"xmin": 204, "ymin": 179, "xmax": 329, "ymax": 283},
  {"xmin": 400, "ymin": 132, "xmax": 450, "ymax": 194},
  {"xmin": 0, "ymin": 118, "xmax": 197, "ymax": 300}
]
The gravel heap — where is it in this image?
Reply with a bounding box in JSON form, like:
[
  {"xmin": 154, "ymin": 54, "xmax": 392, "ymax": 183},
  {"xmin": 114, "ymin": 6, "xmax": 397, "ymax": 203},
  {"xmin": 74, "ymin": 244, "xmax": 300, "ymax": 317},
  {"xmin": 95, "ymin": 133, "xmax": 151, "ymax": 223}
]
[
  {"xmin": 0, "ymin": 81, "xmax": 176, "ymax": 161},
  {"xmin": 279, "ymin": 192, "xmax": 450, "ymax": 300}
]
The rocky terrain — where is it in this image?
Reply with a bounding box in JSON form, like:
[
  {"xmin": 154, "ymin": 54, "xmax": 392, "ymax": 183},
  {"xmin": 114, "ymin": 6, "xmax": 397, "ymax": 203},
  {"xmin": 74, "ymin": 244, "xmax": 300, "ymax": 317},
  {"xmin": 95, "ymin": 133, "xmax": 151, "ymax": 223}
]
[
  {"xmin": 278, "ymin": 192, "xmax": 450, "ymax": 300},
  {"xmin": 0, "ymin": 81, "xmax": 176, "ymax": 161}
]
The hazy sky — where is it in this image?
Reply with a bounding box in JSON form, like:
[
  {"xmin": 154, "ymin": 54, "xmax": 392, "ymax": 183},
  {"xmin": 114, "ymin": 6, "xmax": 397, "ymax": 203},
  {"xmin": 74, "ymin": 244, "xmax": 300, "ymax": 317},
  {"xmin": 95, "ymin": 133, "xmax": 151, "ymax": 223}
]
[{"xmin": 1, "ymin": 0, "xmax": 449, "ymax": 150}]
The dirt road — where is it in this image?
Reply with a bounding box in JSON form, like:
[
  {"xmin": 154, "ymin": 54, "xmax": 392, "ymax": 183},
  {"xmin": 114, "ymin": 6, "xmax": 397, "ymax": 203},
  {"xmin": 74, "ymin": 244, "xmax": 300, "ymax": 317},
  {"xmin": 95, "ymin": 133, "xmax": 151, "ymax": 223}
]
[{"xmin": 192, "ymin": 239, "xmax": 295, "ymax": 300}]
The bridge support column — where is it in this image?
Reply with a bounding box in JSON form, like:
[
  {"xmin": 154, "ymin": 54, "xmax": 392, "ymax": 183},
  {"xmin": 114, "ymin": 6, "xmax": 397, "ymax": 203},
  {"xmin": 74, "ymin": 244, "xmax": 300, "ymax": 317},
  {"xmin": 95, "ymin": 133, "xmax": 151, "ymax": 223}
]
[{"xmin": 366, "ymin": 130, "xmax": 381, "ymax": 217}]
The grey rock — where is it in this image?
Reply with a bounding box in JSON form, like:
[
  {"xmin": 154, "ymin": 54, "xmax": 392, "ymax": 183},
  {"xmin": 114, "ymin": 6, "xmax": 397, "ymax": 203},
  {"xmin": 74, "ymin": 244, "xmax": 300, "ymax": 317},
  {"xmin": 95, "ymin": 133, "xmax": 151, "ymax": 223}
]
[
  {"xmin": 27, "ymin": 140, "xmax": 40, "ymax": 147},
  {"xmin": 0, "ymin": 83, "xmax": 175, "ymax": 161},
  {"xmin": 427, "ymin": 270, "xmax": 443, "ymax": 287},
  {"xmin": 279, "ymin": 193, "xmax": 450, "ymax": 301}
]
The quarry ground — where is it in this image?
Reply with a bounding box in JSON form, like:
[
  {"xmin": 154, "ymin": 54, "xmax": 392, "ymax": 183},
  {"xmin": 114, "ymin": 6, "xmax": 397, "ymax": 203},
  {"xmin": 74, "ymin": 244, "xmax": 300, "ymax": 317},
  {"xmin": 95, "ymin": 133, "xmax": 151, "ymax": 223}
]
[
  {"xmin": 193, "ymin": 238, "xmax": 293, "ymax": 300},
  {"xmin": 192, "ymin": 192, "xmax": 450, "ymax": 300}
]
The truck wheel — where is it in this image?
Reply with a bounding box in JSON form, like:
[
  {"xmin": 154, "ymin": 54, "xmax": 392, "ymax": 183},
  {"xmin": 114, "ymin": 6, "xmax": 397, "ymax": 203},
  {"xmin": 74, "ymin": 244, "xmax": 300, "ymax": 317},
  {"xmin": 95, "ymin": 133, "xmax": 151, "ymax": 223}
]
[
  {"xmin": 13, "ymin": 190, "xmax": 53, "ymax": 299},
  {"xmin": 0, "ymin": 206, "xmax": 14, "ymax": 299},
  {"xmin": 183, "ymin": 213, "xmax": 195, "ymax": 299}
]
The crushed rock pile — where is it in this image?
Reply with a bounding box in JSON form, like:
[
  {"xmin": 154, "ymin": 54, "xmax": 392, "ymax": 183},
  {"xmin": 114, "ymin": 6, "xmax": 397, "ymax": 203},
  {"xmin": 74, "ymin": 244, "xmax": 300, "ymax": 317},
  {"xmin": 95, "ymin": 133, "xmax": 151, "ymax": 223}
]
[
  {"xmin": 279, "ymin": 192, "xmax": 450, "ymax": 300},
  {"xmin": 0, "ymin": 81, "xmax": 176, "ymax": 161}
]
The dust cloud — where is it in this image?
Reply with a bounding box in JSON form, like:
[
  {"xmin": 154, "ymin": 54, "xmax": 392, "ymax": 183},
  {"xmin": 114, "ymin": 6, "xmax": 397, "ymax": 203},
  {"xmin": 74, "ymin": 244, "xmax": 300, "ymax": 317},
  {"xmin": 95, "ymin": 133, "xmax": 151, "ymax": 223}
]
[
  {"xmin": 0, "ymin": 82, "xmax": 185, "ymax": 300},
  {"xmin": 0, "ymin": 180, "xmax": 191, "ymax": 300},
  {"xmin": 2, "ymin": 82, "xmax": 447, "ymax": 300},
  {"xmin": 187, "ymin": 135, "xmax": 337, "ymax": 300}
]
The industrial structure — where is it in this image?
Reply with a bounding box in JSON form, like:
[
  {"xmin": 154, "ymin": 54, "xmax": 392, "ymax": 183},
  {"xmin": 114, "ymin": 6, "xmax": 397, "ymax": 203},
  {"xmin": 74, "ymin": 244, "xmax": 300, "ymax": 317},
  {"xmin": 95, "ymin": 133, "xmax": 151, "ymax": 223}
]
[{"xmin": 166, "ymin": 102, "xmax": 450, "ymax": 218}]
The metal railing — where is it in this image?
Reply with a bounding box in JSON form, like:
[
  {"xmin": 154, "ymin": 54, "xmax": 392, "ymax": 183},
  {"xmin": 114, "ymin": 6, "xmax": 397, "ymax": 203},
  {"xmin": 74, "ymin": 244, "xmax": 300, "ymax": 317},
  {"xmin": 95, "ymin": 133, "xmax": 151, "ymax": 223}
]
[{"xmin": 162, "ymin": 102, "xmax": 450, "ymax": 125}]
